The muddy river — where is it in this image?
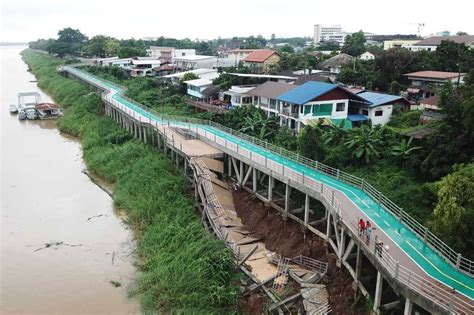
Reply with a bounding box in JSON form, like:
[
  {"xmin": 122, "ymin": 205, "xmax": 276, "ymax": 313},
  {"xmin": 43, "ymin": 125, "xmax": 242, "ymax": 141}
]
[{"xmin": 1, "ymin": 46, "xmax": 139, "ymax": 314}]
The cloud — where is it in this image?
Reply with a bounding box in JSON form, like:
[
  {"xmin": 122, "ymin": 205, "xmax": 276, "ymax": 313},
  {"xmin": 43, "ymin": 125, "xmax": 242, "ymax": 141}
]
[{"xmin": 1, "ymin": 0, "xmax": 473, "ymax": 42}]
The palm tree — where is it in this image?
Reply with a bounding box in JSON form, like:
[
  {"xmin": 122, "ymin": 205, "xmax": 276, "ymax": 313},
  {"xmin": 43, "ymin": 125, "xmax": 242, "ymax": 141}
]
[
  {"xmin": 322, "ymin": 122, "xmax": 347, "ymax": 146},
  {"xmin": 344, "ymin": 125, "xmax": 384, "ymax": 163},
  {"xmin": 240, "ymin": 111, "xmax": 278, "ymax": 140},
  {"xmin": 391, "ymin": 137, "xmax": 422, "ymax": 158}
]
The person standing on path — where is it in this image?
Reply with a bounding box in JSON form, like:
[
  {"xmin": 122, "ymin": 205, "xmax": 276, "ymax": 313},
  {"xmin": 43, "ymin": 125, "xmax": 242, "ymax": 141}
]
[
  {"xmin": 358, "ymin": 219, "xmax": 365, "ymax": 237},
  {"xmin": 366, "ymin": 221, "xmax": 373, "ymax": 245}
]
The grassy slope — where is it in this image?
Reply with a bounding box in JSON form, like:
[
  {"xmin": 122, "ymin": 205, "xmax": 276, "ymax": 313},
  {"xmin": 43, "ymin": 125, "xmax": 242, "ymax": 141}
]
[{"xmin": 22, "ymin": 50, "xmax": 238, "ymax": 314}]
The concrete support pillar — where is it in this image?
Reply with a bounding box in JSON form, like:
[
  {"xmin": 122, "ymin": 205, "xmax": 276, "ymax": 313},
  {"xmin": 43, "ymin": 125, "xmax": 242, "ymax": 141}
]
[
  {"xmin": 227, "ymin": 155, "xmax": 232, "ymax": 177},
  {"xmin": 267, "ymin": 175, "xmax": 273, "ymax": 202},
  {"xmin": 143, "ymin": 126, "xmax": 147, "ymax": 143},
  {"xmin": 338, "ymin": 228, "xmax": 346, "ymax": 259},
  {"xmin": 403, "ymin": 298, "xmax": 412, "ymax": 315},
  {"xmin": 285, "ymin": 183, "xmax": 291, "ymax": 213},
  {"xmin": 157, "ymin": 131, "xmax": 161, "ymax": 148},
  {"xmin": 252, "ymin": 168, "xmax": 257, "ymax": 193},
  {"xmin": 239, "ymin": 160, "xmax": 244, "ymax": 185},
  {"xmin": 304, "ymin": 194, "xmax": 310, "ymax": 225},
  {"xmin": 373, "ymin": 271, "xmax": 383, "ymax": 313},
  {"xmin": 326, "ymin": 211, "xmax": 331, "ymax": 238}
]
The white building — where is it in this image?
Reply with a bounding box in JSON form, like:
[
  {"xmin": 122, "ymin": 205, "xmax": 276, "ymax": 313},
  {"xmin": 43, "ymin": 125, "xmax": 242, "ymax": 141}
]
[
  {"xmin": 359, "ymin": 51, "xmax": 375, "ymax": 60},
  {"xmin": 313, "ymin": 24, "xmax": 348, "ymax": 45},
  {"xmin": 383, "ymin": 40, "xmax": 419, "ymax": 50},
  {"xmin": 276, "ymin": 81, "xmax": 367, "ymax": 131},
  {"xmin": 129, "ymin": 59, "xmax": 161, "ymax": 77},
  {"xmin": 408, "ymin": 35, "xmax": 474, "ymax": 52},
  {"xmin": 351, "ymin": 91, "xmax": 410, "ymax": 126},
  {"xmin": 223, "ymin": 85, "xmax": 255, "ymax": 107},
  {"xmin": 173, "ymin": 55, "xmax": 218, "ymax": 70},
  {"xmin": 227, "ymin": 49, "xmax": 257, "ymax": 66},
  {"xmin": 162, "ymin": 69, "xmax": 219, "ymax": 84},
  {"xmin": 146, "ymin": 46, "xmax": 196, "ymax": 62},
  {"xmin": 185, "ymin": 78, "xmax": 214, "ymax": 99}
]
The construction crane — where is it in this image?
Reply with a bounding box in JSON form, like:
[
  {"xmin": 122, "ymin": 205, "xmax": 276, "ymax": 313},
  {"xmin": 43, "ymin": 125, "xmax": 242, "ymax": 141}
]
[{"xmin": 414, "ymin": 22, "xmax": 425, "ymax": 37}]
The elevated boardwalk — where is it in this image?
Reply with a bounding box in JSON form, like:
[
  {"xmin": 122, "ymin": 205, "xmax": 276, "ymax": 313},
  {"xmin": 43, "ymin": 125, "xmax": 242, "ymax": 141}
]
[{"xmin": 62, "ymin": 65, "xmax": 474, "ymax": 314}]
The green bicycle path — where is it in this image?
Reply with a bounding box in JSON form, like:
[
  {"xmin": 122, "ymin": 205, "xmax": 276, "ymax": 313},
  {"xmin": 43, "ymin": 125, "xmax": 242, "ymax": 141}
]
[{"xmin": 68, "ymin": 67, "xmax": 474, "ymax": 299}]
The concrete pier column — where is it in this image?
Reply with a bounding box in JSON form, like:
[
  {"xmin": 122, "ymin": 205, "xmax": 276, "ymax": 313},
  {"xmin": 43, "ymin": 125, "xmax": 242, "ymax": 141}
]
[
  {"xmin": 403, "ymin": 298, "xmax": 412, "ymax": 315},
  {"xmin": 227, "ymin": 155, "xmax": 232, "ymax": 177},
  {"xmin": 373, "ymin": 271, "xmax": 383, "ymax": 313},
  {"xmin": 304, "ymin": 194, "xmax": 310, "ymax": 224},
  {"xmin": 285, "ymin": 183, "xmax": 291, "ymax": 213},
  {"xmin": 143, "ymin": 126, "xmax": 147, "ymax": 143},
  {"xmin": 252, "ymin": 168, "xmax": 257, "ymax": 193},
  {"xmin": 267, "ymin": 175, "xmax": 273, "ymax": 202},
  {"xmin": 239, "ymin": 160, "xmax": 244, "ymax": 185},
  {"xmin": 338, "ymin": 228, "xmax": 346, "ymax": 260},
  {"xmin": 326, "ymin": 211, "xmax": 332, "ymax": 238}
]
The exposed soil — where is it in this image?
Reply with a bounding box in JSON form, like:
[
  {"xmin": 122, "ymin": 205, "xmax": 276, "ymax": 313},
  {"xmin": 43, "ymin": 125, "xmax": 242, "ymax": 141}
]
[
  {"xmin": 233, "ymin": 189, "xmax": 367, "ymax": 315},
  {"xmin": 238, "ymin": 289, "xmax": 268, "ymax": 315}
]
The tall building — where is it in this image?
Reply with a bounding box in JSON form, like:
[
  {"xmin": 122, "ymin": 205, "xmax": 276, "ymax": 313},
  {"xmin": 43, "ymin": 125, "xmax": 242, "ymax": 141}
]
[{"xmin": 313, "ymin": 24, "xmax": 347, "ymax": 45}]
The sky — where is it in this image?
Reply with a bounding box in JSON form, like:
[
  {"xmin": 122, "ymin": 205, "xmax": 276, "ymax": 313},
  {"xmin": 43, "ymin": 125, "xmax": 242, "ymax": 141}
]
[{"xmin": 1, "ymin": 0, "xmax": 473, "ymax": 42}]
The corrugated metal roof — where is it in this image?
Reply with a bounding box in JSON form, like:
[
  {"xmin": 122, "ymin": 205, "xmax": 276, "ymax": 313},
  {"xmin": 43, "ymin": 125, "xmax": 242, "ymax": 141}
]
[
  {"xmin": 358, "ymin": 91, "xmax": 406, "ymax": 107},
  {"xmin": 348, "ymin": 114, "xmax": 369, "ymax": 122},
  {"xmin": 248, "ymin": 81, "xmax": 295, "ymax": 99},
  {"xmin": 403, "ymin": 71, "xmax": 465, "ymax": 79},
  {"xmin": 243, "ymin": 50, "xmax": 279, "ymax": 63},
  {"xmin": 277, "ymin": 81, "xmax": 338, "ymax": 105}
]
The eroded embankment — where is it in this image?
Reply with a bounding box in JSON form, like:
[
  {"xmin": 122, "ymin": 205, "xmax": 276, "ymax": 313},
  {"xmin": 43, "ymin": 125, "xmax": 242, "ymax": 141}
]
[
  {"xmin": 21, "ymin": 49, "xmax": 239, "ymax": 314},
  {"xmin": 232, "ymin": 189, "xmax": 368, "ymax": 315}
]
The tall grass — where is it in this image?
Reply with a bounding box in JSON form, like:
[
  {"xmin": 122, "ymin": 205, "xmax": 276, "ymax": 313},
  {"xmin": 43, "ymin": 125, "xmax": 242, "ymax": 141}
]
[{"xmin": 21, "ymin": 50, "xmax": 239, "ymax": 314}]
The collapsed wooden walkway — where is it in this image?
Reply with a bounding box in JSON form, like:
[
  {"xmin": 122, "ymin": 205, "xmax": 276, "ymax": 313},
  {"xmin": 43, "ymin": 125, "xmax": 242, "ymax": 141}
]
[{"xmin": 189, "ymin": 157, "xmax": 330, "ymax": 313}]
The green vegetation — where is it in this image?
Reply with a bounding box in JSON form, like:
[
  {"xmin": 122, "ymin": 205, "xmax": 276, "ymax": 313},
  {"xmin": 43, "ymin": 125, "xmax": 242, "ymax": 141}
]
[
  {"xmin": 22, "ymin": 50, "xmax": 238, "ymax": 314},
  {"xmin": 430, "ymin": 163, "xmax": 474, "ymax": 258},
  {"xmin": 342, "ymin": 31, "xmax": 366, "ymax": 57},
  {"xmin": 337, "ymin": 40, "xmax": 474, "ymax": 91}
]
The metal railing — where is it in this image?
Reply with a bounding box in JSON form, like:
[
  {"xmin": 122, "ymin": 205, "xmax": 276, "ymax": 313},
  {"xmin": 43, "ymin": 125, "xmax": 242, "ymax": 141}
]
[{"xmin": 63, "ymin": 65, "xmax": 474, "ymax": 278}]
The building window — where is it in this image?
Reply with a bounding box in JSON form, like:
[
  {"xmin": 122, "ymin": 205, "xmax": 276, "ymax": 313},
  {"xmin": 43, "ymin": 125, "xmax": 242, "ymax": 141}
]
[
  {"xmin": 311, "ymin": 103, "xmax": 333, "ymax": 116},
  {"xmin": 362, "ymin": 109, "xmax": 369, "ymax": 116},
  {"xmin": 336, "ymin": 102, "xmax": 345, "ymax": 112},
  {"xmin": 375, "ymin": 110, "xmax": 383, "ymax": 117}
]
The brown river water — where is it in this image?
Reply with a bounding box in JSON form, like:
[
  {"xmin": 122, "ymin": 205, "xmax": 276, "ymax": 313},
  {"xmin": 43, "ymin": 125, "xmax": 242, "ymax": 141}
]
[{"xmin": 1, "ymin": 46, "xmax": 139, "ymax": 314}]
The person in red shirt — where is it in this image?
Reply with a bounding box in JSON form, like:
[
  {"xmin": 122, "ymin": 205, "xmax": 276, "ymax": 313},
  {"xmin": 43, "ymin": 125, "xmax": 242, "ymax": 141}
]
[{"xmin": 358, "ymin": 219, "xmax": 365, "ymax": 237}]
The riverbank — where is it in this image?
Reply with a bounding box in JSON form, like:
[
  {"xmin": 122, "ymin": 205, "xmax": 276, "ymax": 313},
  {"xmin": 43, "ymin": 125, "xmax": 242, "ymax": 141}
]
[{"xmin": 21, "ymin": 49, "xmax": 239, "ymax": 314}]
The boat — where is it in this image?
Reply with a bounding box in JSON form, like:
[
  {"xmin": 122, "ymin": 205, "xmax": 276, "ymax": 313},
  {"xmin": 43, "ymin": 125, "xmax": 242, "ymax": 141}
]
[
  {"xmin": 25, "ymin": 108, "xmax": 38, "ymax": 120},
  {"xmin": 18, "ymin": 110, "xmax": 27, "ymax": 120},
  {"xmin": 9, "ymin": 104, "xmax": 18, "ymax": 114},
  {"xmin": 35, "ymin": 103, "xmax": 63, "ymax": 119}
]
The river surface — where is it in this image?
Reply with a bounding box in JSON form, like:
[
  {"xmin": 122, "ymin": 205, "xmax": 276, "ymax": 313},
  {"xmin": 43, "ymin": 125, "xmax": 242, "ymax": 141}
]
[{"xmin": 0, "ymin": 46, "xmax": 139, "ymax": 314}]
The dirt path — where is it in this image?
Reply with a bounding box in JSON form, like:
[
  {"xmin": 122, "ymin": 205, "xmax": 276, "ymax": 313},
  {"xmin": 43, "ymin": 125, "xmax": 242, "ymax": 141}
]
[{"xmin": 232, "ymin": 189, "xmax": 367, "ymax": 315}]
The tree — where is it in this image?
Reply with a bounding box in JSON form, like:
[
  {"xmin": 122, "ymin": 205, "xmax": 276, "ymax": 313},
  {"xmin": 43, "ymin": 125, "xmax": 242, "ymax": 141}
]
[
  {"xmin": 104, "ymin": 39, "xmax": 121, "ymax": 56},
  {"xmin": 391, "ymin": 137, "xmax": 422, "ymax": 159},
  {"xmin": 316, "ymin": 41, "xmax": 340, "ymax": 51},
  {"xmin": 239, "ymin": 110, "xmax": 278, "ymax": 140},
  {"xmin": 341, "ymin": 31, "xmax": 366, "ymax": 57},
  {"xmin": 57, "ymin": 27, "xmax": 88, "ymax": 44},
  {"xmin": 298, "ymin": 125, "xmax": 326, "ymax": 161},
  {"xmin": 45, "ymin": 40, "xmax": 70, "ymax": 57},
  {"xmin": 279, "ymin": 44, "xmax": 295, "ymax": 54},
  {"xmin": 87, "ymin": 35, "xmax": 110, "ymax": 57},
  {"xmin": 374, "ymin": 48, "xmax": 419, "ymax": 90},
  {"xmin": 118, "ymin": 46, "xmax": 146, "ymax": 58},
  {"xmin": 344, "ymin": 125, "xmax": 384, "ymax": 163},
  {"xmin": 430, "ymin": 163, "xmax": 474, "ymax": 259},
  {"xmin": 389, "ymin": 80, "xmax": 402, "ymax": 95},
  {"xmin": 456, "ymin": 31, "xmax": 468, "ymax": 36},
  {"xmin": 434, "ymin": 40, "xmax": 471, "ymax": 72}
]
